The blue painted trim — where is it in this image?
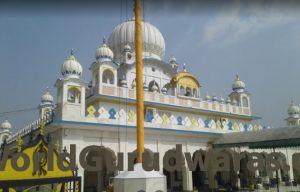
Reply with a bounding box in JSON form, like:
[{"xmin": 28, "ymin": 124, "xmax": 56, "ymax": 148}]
[
  {"xmin": 52, "ymin": 120, "xmax": 223, "ymax": 136},
  {"xmin": 86, "ymin": 93, "xmax": 261, "ymax": 120}
]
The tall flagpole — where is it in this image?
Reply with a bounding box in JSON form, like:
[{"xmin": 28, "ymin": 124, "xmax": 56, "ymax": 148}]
[{"xmin": 134, "ymin": 0, "xmax": 144, "ymax": 163}]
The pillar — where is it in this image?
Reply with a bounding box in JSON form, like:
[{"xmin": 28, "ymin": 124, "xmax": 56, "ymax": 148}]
[{"xmin": 182, "ymin": 165, "xmax": 193, "ymax": 192}]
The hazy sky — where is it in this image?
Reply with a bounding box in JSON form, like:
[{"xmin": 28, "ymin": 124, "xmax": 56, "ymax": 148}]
[{"xmin": 1, "ymin": 0, "xmax": 300, "ymax": 132}]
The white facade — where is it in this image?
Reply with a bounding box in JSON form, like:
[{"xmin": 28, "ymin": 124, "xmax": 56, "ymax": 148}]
[{"xmin": 4, "ymin": 18, "xmax": 300, "ymax": 192}]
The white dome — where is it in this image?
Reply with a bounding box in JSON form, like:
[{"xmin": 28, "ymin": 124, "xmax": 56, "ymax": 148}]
[
  {"xmin": 95, "ymin": 40, "xmax": 114, "ymax": 61},
  {"xmin": 61, "ymin": 54, "xmax": 82, "ymax": 78},
  {"xmin": 288, "ymin": 101, "xmax": 300, "ymax": 117},
  {"xmin": 41, "ymin": 89, "xmax": 53, "ymax": 103},
  {"xmin": 232, "ymin": 75, "xmax": 245, "ymax": 91},
  {"xmin": 205, "ymin": 94, "xmax": 211, "ymax": 101},
  {"xmin": 220, "ymin": 96, "xmax": 225, "ymax": 103},
  {"xmin": 212, "ymin": 95, "xmax": 218, "ymax": 102},
  {"xmin": 169, "ymin": 56, "xmax": 176, "ymax": 63},
  {"xmin": 108, "ymin": 18, "xmax": 165, "ymax": 61},
  {"xmin": 1, "ymin": 120, "xmax": 11, "ymax": 130}
]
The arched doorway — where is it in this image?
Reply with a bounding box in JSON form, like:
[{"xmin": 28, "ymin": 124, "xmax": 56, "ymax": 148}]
[
  {"xmin": 102, "ymin": 69, "xmax": 115, "ymax": 84},
  {"xmin": 83, "ymin": 146, "xmax": 117, "ymax": 192}
]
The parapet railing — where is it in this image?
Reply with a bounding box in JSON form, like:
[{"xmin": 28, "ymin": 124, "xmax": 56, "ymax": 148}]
[
  {"xmin": 88, "ymin": 84, "xmax": 251, "ymax": 116},
  {"xmin": 6, "ymin": 112, "xmax": 53, "ymax": 144}
]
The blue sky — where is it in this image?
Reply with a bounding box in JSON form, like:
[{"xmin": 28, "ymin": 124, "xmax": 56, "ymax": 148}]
[{"xmin": 1, "ymin": 0, "xmax": 300, "ymax": 131}]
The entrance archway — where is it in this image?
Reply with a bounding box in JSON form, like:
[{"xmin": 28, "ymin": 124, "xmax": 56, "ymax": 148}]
[{"xmin": 83, "ymin": 146, "xmax": 116, "ymax": 192}]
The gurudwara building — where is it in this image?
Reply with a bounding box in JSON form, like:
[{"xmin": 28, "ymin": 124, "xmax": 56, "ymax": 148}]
[{"xmin": 1, "ymin": 18, "xmax": 300, "ymax": 192}]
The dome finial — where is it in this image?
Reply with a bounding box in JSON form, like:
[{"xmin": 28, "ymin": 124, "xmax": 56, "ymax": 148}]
[
  {"xmin": 1, "ymin": 119, "xmax": 11, "ymax": 130},
  {"xmin": 102, "ymin": 37, "xmax": 106, "ymax": 44},
  {"xmin": 70, "ymin": 48, "xmax": 75, "ymax": 56},
  {"xmin": 232, "ymin": 74, "xmax": 245, "ymax": 92},
  {"xmin": 183, "ymin": 63, "xmax": 188, "ymax": 72}
]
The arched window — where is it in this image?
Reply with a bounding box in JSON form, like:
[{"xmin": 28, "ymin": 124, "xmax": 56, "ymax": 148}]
[
  {"xmin": 102, "ymin": 69, "xmax": 114, "ymax": 84},
  {"xmin": 185, "ymin": 87, "xmax": 191, "ymax": 96},
  {"xmin": 67, "ymin": 87, "xmax": 81, "ymax": 104},
  {"xmin": 242, "ymin": 97, "xmax": 249, "ymax": 107},
  {"xmin": 179, "ymin": 86, "xmax": 185, "ymax": 95},
  {"xmin": 148, "ymin": 80, "xmax": 159, "ymax": 92}
]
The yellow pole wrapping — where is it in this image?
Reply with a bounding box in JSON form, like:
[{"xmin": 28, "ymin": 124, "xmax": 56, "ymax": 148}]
[{"xmin": 134, "ymin": 0, "xmax": 144, "ymax": 163}]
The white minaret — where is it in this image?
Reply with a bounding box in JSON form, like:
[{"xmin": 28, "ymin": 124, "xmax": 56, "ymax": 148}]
[
  {"xmin": 229, "ymin": 75, "xmax": 251, "ymax": 109},
  {"xmin": 90, "ymin": 38, "xmax": 118, "ymax": 95},
  {"xmin": 286, "ymin": 100, "xmax": 300, "ymax": 126},
  {"xmin": 55, "ymin": 50, "xmax": 87, "ymax": 121},
  {"xmin": 169, "ymin": 55, "xmax": 178, "ymax": 72},
  {"xmin": 39, "ymin": 88, "xmax": 53, "ymax": 119},
  {"xmin": 0, "ymin": 120, "xmax": 12, "ymax": 144}
]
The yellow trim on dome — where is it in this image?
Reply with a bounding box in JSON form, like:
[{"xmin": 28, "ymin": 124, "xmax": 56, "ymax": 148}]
[
  {"xmin": 68, "ymin": 85, "xmax": 81, "ymax": 92},
  {"xmin": 171, "ymin": 72, "xmax": 201, "ymax": 89}
]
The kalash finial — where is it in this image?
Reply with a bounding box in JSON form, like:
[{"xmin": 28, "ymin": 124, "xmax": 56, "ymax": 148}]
[
  {"xmin": 183, "ymin": 63, "xmax": 188, "ymax": 72},
  {"xmin": 68, "ymin": 49, "xmax": 76, "ymax": 60},
  {"xmin": 236, "ymin": 74, "xmax": 240, "ymax": 80},
  {"xmin": 290, "ymin": 99, "xmax": 295, "ymax": 106},
  {"xmin": 102, "ymin": 36, "xmax": 106, "ymax": 44}
]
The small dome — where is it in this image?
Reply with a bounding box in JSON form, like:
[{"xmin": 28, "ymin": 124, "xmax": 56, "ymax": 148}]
[
  {"xmin": 108, "ymin": 18, "xmax": 165, "ymax": 61},
  {"xmin": 169, "ymin": 56, "xmax": 177, "ymax": 63},
  {"xmin": 61, "ymin": 52, "xmax": 82, "ymax": 78},
  {"xmin": 41, "ymin": 88, "xmax": 53, "ymax": 103},
  {"xmin": 288, "ymin": 101, "xmax": 300, "ymax": 117},
  {"xmin": 95, "ymin": 39, "xmax": 114, "ymax": 61},
  {"xmin": 1, "ymin": 120, "xmax": 11, "ymax": 130},
  {"xmin": 161, "ymin": 87, "xmax": 167, "ymax": 94},
  {"xmin": 212, "ymin": 95, "xmax": 218, "ymax": 102},
  {"xmin": 220, "ymin": 96, "xmax": 225, "ymax": 103},
  {"xmin": 205, "ymin": 94, "xmax": 211, "ymax": 101},
  {"xmin": 232, "ymin": 75, "xmax": 245, "ymax": 92}
]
